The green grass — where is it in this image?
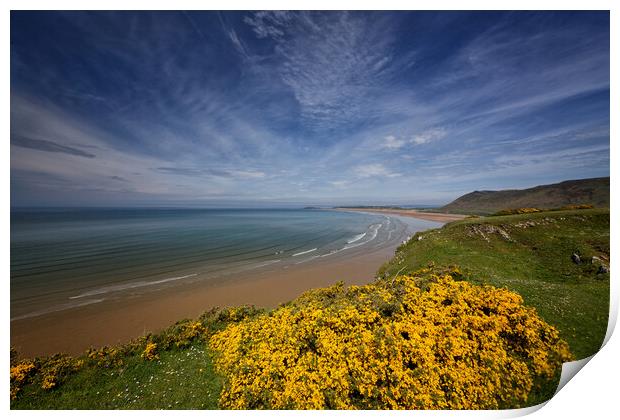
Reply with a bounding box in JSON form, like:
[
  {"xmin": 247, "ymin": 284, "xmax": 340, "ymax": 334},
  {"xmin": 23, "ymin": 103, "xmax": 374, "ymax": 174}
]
[
  {"xmin": 379, "ymin": 208, "xmax": 610, "ymax": 360},
  {"xmin": 11, "ymin": 344, "xmax": 222, "ymax": 409},
  {"xmin": 10, "ymin": 308, "xmax": 264, "ymax": 409},
  {"xmin": 11, "ymin": 209, "xmax": 609, "ymax": 409}
]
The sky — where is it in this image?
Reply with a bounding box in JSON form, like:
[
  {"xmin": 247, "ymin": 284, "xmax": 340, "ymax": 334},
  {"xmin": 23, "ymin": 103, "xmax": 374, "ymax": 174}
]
[{"xmin": 10, "ymin": 11, "xmax": 610, "ymax": 207}]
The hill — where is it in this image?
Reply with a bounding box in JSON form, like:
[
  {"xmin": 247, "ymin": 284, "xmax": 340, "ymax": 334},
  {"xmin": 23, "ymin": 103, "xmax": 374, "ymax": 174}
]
[{"xmin": 440, "ymin": 177, "xmax": 609, "ymax": 215}]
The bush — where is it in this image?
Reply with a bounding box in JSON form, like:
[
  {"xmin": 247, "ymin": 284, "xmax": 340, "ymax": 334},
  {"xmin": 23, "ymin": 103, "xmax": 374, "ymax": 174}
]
[
  {"xmin": 493, "ymin": 205, "xmax": 595, "ymax": 216},
  {"xmin": 10, "ymin": 362, "xmax": 36, "ymax": 399},
  {"xmin": 558, "ymin": 204, "xmax": 594, "ymax": 210},
  {"xmin": 10, "ymin": 354, "xmax": 84, "ymax": 398},
  {"xmin": 86, "ymin": 345, "xmax": 125, "ymax": 368},
  {"xmin": 493, "ymin": 208, "xmax": 542, "ymax": 216},
  {"xmin": 141, "ymin": 342, "xmax": 159, "ymax": 361},
  {"xmin": 154, "ymin": 319, "xmax": 207, "ymax": 350},
  {"xmin": 38, "ymin": 354, "xmax": 84, "ymax": 390},
  {"xmin": 210, "ymin": 268, "xmax": 571, "ymax": 409}
]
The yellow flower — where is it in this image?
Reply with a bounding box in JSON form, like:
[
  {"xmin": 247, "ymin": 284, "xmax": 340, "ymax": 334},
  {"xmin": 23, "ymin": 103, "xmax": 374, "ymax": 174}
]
[
  {"xmin": 142, "ymin": 342, "xmax": 159, "ymax": 361},
  {"xmin": 210, "ymin": 268, "xmax": 571, "ymax": 409},
  {"xmin": 41, "ymin": 375, "xmax": 56, "ymax": 390},
  {"xmin": 10, "ymin": 362, "xmax": 37, "ymax": 399},
  {"xmin": 10, "ymin": 363, "xmax": 35, "ymax": 383}
]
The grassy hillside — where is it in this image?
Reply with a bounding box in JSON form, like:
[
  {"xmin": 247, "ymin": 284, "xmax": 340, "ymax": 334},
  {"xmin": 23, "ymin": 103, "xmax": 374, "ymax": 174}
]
[
  {"xmin": 441, "ymin": 177, "xmax": 609, "ymax": 215},
  {"xmin": 11, "ymin": 343, "xmax": 222, "ymax": 409},
  {"xmin": 11, "ymin": 209, "xmax": 609, "ymax": 409},
  {"xmin": 379, "ymin": 208, "xmax": 609, "ymax": 360}
]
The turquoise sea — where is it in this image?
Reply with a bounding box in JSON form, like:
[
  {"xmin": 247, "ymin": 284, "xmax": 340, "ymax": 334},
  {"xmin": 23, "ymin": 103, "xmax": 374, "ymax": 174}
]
[{"xmin": 11, "ymin": 208, "xmax": 440, "ymax": 321}]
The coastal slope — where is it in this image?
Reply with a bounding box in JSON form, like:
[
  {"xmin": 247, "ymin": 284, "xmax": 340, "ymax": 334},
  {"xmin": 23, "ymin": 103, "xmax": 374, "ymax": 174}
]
[
  {"xmin": 441, "ymin": 177, "xmax": 609, "ymax": 215},
  {"xmin": 378, "ymin": 208, "xmax": 609, "ymax": 360}
]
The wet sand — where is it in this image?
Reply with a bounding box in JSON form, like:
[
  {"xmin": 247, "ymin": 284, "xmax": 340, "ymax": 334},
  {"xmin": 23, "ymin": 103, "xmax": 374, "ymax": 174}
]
[
  {"xmin": 11, "ymin": 239, "xmax": 399, "ymax": 357},
  {"xmin": 336, "ymin": 207, "xmax": 467, "ymax": 223}
]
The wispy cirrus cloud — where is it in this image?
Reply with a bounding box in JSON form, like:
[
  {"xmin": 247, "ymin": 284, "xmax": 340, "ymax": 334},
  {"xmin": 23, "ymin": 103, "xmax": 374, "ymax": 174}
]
[
  {"xmin": 243, "ymin": 11, "xmax": 293, "ymax": 39},
  {"xmin": 382, "ymin": 135, "xmax": 407, "ymax": 150},
  {"xmin": 10, "ymin": 11, "xmax": 610, "ymax": 206},
  {"xmin": 354, "ymin": 163, "xmax": 401, "ymax": 179},
  {"xmin": 243, "ymin": 11, "xmax": 401, "ymax": 131},
  {"xmin": 412, "ymin": 128, "xmax": 448, "ymax": 145},
  {"xmin": 156, "ymin": 167, "xmax": 265, "ymax": 179},
  {"xmin": 11, "ymin": 134, "xmax": 96, "ymax": 158},
  {"xmin": 382, "ymin": 128, "xmax": 448, "ymax": 150}
]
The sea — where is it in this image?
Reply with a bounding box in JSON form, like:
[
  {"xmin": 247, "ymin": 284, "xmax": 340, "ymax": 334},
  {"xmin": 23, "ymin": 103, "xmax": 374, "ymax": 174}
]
[{"xmin": 10, "ymin": 208, "xmax": 441, "ymax": 321}]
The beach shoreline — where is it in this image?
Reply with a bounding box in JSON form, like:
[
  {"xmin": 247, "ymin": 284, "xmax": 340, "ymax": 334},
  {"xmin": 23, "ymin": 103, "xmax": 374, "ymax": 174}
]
[{"xmin": 335, "ymin": 207, "xmax": 468, "ymax": 223}]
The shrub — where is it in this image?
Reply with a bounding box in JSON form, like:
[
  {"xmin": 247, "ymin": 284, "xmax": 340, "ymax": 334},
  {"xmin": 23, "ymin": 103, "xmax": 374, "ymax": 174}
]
[
  {"xmin": 10, "ymin": 362, "xmax": 36, "ymax": 399},
  {"xmin": 212, "ymin": 305, "xmax": 265, "ymax": 323},
  {"xmin": 86, "ymin": 346, "xmax": 124, "ymax": 368},
  {"xmin": 558, "ymin": 204, "xmax": 594, "ymax": 210},
  {"xmin": 493, "ymin": 208, "xmax": 542, "ymax": 216},
  {"xmin": 141, "ymin": 342, "xmax": 159, "ymax": 361},
  {"xmin": 10, "ymin": 354, "xmax": 84, "ymax": 398},
  {"xmin": 494, "ymin": 205, "xmax": 595, "ymax": 216},
  {"xmin": 154, "ymin": 320, "xmax": 207, "ymax": 350},
  {"xmin": 38, "ymin": 354, "xmax": 83, "ymax": 390},
  {"xmin": 210, "ymin": 268, "xmax": 571, "ymax": 409}
]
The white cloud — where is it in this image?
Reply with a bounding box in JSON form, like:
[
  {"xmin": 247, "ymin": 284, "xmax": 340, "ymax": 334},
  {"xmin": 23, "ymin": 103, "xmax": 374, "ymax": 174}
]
[
  {"xmin": 382, "ymin": 135, "xmax": 407, "ymax": 149},
  {"xmin": 243, "ymin": 11, "xmax": 293, "ymax": 39},
  {"xmin": 354, "ymin": 163, "xmax": 400, "ymax": 178},
  {"xmin": 329, "ymin": 180, "xmax": 350, "ymax": 188},
  {"xmin": 381, "ymin": 128, "xmax": 447, "ymax": 150},
  {"xmin": 229, "ymin": 170, "xmax": 266, "ymax": 179},
  {"xmin": 10, "ymin": 95, "xmax": 274, "ymax": 201},
  {"xmin": 243, "ymin": 11, "xmax": 397, "ymax": 130},
  {"xmin": 411, "ymin": 127, "xmax": 448, "ymax": 145}
]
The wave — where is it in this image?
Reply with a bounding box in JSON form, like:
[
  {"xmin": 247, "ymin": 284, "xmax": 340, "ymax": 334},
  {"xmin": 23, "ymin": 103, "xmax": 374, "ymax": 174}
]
[
  {"xmin": 11, "ymin": 298, "xmax": 105, "ymax": 321},
  {"xmin": 295, "ymin": 255, "xmax": 320, "ymax": 265},
  {"xmin": 347, "ymin": 232, "xmax": 367, "ymax": 244},
  {"xmin": 319, "ymin": 249, "xmax": 342, "ymax": 258},
  {"xmin": 343, "ymin": 224, "xmax": 381, "ymax": 250},
  {"xmin": 253, "ymin": 259, "xmax": 281, "ymax": 268},
  {"xmin": 69, "ymin": 273, "xmax": 198, "ymax": 299},
  {"xmin": 292, "ymin": 248, "xmax": 318, "ymax": 257}
]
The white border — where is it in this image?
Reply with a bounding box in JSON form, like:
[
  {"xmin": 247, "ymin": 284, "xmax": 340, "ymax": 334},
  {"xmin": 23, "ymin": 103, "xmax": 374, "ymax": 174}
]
[{"xmin": 3, "ymin": 1, "xmax": 617, "ymax": 419}]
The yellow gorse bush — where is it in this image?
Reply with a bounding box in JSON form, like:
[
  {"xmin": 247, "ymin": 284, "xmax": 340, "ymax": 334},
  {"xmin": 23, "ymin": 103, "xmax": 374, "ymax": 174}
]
[
  {"xmin": 210, "ymin": 269, "xmax": 571, "ymax": 409},
  {"xmin": 141, "ymin": 342, "xmax": 159, "ymax": 361},
  {"xmin": 560, "ymin": 204, "xmax": 594, "ymax": 210},
  {"xmin": 494, "ymin": 208, "xmax": 542, "ymax": 216},
  {"xmin": 10, "ymin": 362, "xmax": 36, "ymax": 399},
  {"xmin": 86, "ymin": 346, "xmax": 124, "ymax": 368},
  {"xmin": 10, "ymin": 362, "xmax": 35, "ymax": 383},
  {"xmin": 10, "ymin": 354, "xmax": 84, "ymax": 398},
  {"xmin": 38, "ymin": 355, "xmax": 82, "ymax": 390}
]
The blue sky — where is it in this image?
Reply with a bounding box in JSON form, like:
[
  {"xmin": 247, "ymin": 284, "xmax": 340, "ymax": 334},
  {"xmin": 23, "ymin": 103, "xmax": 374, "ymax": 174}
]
[{"xmin": 10, "ymin": 11, "xmax": 610, "ymax": 207}]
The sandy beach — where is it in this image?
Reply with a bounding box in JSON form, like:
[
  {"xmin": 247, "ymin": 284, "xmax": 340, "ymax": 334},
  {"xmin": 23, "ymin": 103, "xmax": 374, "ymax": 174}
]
[
  {"xmin": 335, "ymin": 207, "xmax": 468, "ymax": 223},
  {"xmin": 11, "ymin": 244, "xmax": 401, "ymax": 357}
]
